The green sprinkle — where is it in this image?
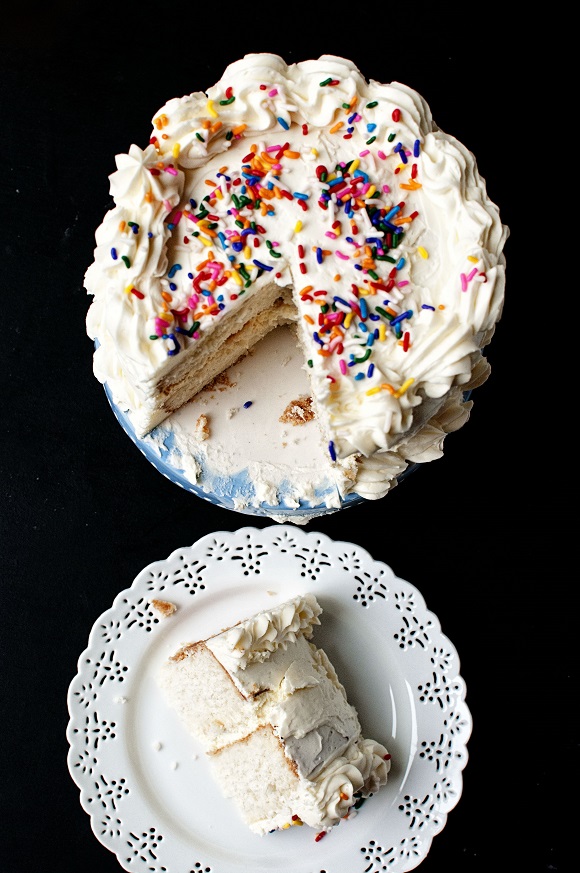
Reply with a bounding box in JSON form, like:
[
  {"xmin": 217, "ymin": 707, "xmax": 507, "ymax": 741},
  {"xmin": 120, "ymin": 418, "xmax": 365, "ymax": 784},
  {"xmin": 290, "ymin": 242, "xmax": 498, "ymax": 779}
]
[
  {"xmin": 367, "ymin": 269, "xmax": 379, "ymax": 280},
  {"xmin": 366, "ymin": 136, "xmax": 376, "ymax": 145},
  {"xmin": 376, "ymin": 306, "xmax": 394, "ymax": 321},
  {"xmin": 121, "ymin": 255, "xmax": 130, "ymax": 268},
  {"xmin": 195, "ymin": 132, "xmax": 205, "ymax": 142},
  {"xmin": 388, "ymin": 132, "xmax": 396, "ymax": 142},
  {"xmin": 219, "ymin": 96, "xmax": 235, "ymax": 105},
  {"xmin": 366, "ymin": 101, "xmax": 378, "ymax": 108}
]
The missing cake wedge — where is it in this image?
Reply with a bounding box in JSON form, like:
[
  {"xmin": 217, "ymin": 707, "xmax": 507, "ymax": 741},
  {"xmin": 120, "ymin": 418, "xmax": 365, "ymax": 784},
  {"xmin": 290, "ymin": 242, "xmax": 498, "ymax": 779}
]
[{"xmin": 157, "ymin": 593, "xmax": 391, "ymax": 836}]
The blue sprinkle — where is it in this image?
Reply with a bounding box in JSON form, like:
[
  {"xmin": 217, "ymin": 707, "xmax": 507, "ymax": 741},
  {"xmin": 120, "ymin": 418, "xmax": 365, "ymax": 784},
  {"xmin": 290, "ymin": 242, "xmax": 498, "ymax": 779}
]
[
  {"xmin": 384, "ymin": 205, "xmax": 401, "ymax": 222},
  {"xmin": 367, "ymin": 123, "xmax": 377, "ymax": 132},
  {"xmin": 367, "ymin": 363, "xmax": 375, "ymax": 378},
  {"xmin": 422, "ymin": 304, "xmax": 436, "ymax": 311},
  {"xmin": 243, "ymin": 401, "xmax": 253, "ymax": 409},
  {"xmin": 396, "ymin": 257, "xmax": 406, "ymax": 270},
  {"xmin": 168, "ymin": 264, "xmax": 182, "ymax": 279},
  {"xmin": 169, "ymin": 283, "xmax": 177, "ymax": 291},
  {"xmin": 293, "ymin": 192, "xmax": 309, "ymax": 200},
  {"xmin": 414, "ymin": 139, "xmax": 420, "ymax": 158},
  {"xmin": 328, "ymin": 441, "xmax": 336, "ymax": 462},
  {"xmin": 277, "ymin": 116, "xmax": 290, "ymax": 130},
  {"xmin": 253, "ymin": 260, "xmax": 273, "ymax": 272},
  {"xmin": 390, "ymin": 309, "xmax": 413, "ymax": 327},
  {"xmin": 111, "ymin": 248, "xmax": 118, "ymax": 260}
]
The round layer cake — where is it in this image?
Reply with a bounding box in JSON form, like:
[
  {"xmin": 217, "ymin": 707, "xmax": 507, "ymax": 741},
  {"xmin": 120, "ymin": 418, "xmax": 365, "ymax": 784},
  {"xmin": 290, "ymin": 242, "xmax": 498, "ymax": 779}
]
[{"xmin": 85, "ymin": 54, "xmax": 508, "ymax": 518}]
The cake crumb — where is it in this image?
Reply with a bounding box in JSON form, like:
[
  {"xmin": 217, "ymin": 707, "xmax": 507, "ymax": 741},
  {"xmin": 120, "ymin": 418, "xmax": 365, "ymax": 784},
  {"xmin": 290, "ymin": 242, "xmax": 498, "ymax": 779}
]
[
  {"xmin": 152, "ymin": 741, "xmax": 162, "ymax": 751},
  {"xmin": 202, "ymin": 371, "xmax": 237, "ymax": 392},
  {"xmin": 113, "ymin": 696, "xmax": 128, "ymax": 705},
  {"xmin": 195, "ymin": 414, "xmax": 210, "ymax": 441},
  {"xmin": 279, "ymin": 396, "xmax": 315, "ymax": 425},
  {"xmin": 150, "ymin": 599, "xmax": 177, "ymax": 618},
  {"xmin": 170, "ymin": 761, "xmax": 179, "ymax": 770}
]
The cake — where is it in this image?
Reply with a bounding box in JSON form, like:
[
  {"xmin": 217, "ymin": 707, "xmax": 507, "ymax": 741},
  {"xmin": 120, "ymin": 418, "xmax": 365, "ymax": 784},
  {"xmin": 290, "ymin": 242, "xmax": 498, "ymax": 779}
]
[
  {"xmin": 85, "ymin": 53, "xmax": 508, "ymax": 504},
  {"xmin": 157, "ymin": 593, "xmax": 391, "ymax": 835}
]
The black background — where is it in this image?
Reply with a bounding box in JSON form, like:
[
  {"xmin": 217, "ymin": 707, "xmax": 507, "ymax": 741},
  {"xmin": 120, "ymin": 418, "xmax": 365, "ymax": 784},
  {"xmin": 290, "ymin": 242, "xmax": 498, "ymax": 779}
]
[{"xmin": 0, "ymin": 5, "xmax": 572, "ymax": 873}]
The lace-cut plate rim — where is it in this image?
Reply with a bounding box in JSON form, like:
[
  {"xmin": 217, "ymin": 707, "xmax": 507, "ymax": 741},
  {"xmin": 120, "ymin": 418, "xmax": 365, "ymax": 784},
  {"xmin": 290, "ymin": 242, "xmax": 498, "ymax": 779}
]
[{"xmin": 67, "ymin": 525, "xmax": 472, "ymax": 873}]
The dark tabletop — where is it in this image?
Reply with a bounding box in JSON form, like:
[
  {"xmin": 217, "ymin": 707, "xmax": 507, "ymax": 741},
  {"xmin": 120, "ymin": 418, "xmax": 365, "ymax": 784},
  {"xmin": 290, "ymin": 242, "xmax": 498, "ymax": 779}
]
[{"xmin": 0, "ymin": 6, "xmax": 572, "ymax": 873}]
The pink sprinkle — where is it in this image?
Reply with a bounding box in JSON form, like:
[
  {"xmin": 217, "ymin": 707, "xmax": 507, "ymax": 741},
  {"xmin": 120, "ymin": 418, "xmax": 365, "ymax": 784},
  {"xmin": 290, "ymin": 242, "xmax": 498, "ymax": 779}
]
[
  {"xmin": 268, "ymin": 88, "xmax": 278, "ymax": 97},
  {"xmin": 359, "ymin": 149, "xmax": 370, "ymax": 157},
  {"xmin": 378, "ymin": 150, "xmax": 387, "ymax": 160},
  {"xmin": 335, "ymin": 251, "xmax": 349, "ymax": 261},
  {"xmin": 339, "ymin": 359, "xmax": 347, "ymax": 375},
  {"xmin": 266, "ymin": 144, "xmax": 282, "ymax": 152},
  {"xmin": 163, "ymin": 199, "xmax": 172, "ymax": 211},
  {"xmin": 398, "ymin": 280, "xmax": 409, "ymax": 288},
  {"xmin": 165, "ymin": 166, "xmax": 178, "ymax": 176},
  {"xmin": 188, "ymin": 294, "xmax": 199, "ymax": 307},
  {"xmin": 460, "ymin": 273, "xmax": 468, "ymax": 292},
  {"xmin": 467, "ymin": 267, "xmax": 478, "ymax": 281},
  {"xmin": 382, "ymin": 184, "xmax": 390, "ymax": 194},
  {"xmin": 171, "ymin": 211, "xmax": 182, "ymax": 226},
  {"xmin": 325, "ymin": 231, "xmax": 338, "ymax": 239}
]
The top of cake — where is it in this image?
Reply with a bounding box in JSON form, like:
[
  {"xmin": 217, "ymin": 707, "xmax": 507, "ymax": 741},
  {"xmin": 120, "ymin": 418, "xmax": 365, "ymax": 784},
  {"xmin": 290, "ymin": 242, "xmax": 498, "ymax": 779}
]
[{"xmin": 85, "ymin": 53, "xmax": 508, "ymax": 469}]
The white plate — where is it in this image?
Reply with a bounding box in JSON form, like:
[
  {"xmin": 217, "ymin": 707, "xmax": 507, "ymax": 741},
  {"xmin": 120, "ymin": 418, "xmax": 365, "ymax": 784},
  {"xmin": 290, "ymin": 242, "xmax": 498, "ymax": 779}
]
[{"xmin": 67, "ymin": 526, "xmax": 471, "ymax": 873}]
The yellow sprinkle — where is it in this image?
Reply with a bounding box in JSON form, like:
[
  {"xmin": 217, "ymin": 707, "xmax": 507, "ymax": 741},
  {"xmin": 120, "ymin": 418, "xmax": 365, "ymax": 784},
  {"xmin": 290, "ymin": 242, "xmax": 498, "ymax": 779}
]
[
  {"xmin": 468, "ymin": 255, "xmax": 479, "ymax": 263},
  {"xmin": 366, "ymin": 386, "xmax": 382, "ymax": 395},
  {"xmin": 124, "ymin": 284, "xmax": 133, "ymax": 295},
  {"xmin": 394, "ymin": 377, "xmax": 415, "ymax": 399},
  {"xmin": 344, "ymin": 312, "xmax": 353, "ymax": 329},
  {"xmin": 172, "ymin": 143, "xmax": 180, "ymax": 158},
  {"xmin": 282, "ymin": 823, "xmax": 291, "ymax": 830},
  {"xmin": 243, "ymin": 245, "xmax": 251, "ymax": 259},
  {"xmin": 310, "ymin": 147, "xmax": 318, "ymax": 157},
  {"xmin": 349, "ymin": 158, "xmax": 360, "ymax": 174},
  {"xmin": 159, "ymin": 312, "xmax": 172, "ymax": 323},
  {"xmin": 206, "ymin": 99, "xmax": 218, "ymax": 118},
  {"xmin": 417, "ymin": 246, "xmax": 429, "ymax": 259},
  {"xmin": 198, "ymin": 236, "xmax": 213, "ymax": 247},
  {"xmin": 230, "ymin": 270, "xmax": 243, "ymax": 286},
  {"xmin": 214, "ymin": 187, "xmax": 223, "ymax": 200},
  {"xmin": 294, "ymin": 220, "xmax": 303, "ymax": 233},
  {"xmin": 378, "ymin": 323, "xmax": 387, "ymax": 341},
  {"xmin": 365, "ymin": 184, "xmax": 376, "ymax": 199}
]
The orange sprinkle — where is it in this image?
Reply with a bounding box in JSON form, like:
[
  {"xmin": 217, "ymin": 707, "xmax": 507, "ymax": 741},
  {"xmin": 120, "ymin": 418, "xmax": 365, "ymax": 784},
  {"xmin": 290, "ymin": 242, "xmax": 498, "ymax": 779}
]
[
  {"xmin": 400, "ymin": 180, "xmax": 422, "ymax": 190},
  {"xmin": 210, "ymin": 121, "xmax": 223, "ymax": 134},
  {"xmin": 303, "ymin": 314, "xmax": 315, "ymax": 324},
  {"xmin": 283, "ymin": 149, "xmax": 300, "ymax": 158},
  {"xmin": 232, "ymin": 123, "xmax": 247, "ymax": 136},
  {"xmin": 161, "ymin": 291, "xmax": 173, "ymax": 302},
  {"xmin": 329, "ymin": 121, "xmax": 344, "ymax": 134}
]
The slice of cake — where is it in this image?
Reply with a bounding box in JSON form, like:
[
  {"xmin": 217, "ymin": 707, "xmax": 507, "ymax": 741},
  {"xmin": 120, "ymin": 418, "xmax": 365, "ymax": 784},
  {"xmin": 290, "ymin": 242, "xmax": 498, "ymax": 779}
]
[{"xmin": 157, "ymin": 593, "xmax": 391, "ymax": 835}]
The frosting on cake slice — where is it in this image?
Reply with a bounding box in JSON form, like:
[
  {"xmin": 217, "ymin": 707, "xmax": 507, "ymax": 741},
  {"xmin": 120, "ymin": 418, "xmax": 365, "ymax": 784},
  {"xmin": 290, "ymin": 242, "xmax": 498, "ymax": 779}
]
[{"xmin": 157, "ymin": 593, "xmax": 390, "ymax": 835}]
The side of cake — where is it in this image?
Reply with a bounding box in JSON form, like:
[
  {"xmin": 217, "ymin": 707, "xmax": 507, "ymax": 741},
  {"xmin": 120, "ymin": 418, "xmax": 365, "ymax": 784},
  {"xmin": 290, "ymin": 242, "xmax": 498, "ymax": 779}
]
[
  {"xmin": 85, "ymin": 54, "xmax": 508, "ymax": 504},
  {"xmin": 157, "ymin": 593, "xmax": 391, "ymax": 835}
]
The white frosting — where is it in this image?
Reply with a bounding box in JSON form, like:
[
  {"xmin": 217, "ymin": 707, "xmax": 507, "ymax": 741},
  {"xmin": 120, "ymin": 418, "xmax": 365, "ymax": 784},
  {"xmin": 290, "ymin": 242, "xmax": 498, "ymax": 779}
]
[
  {"xmin": 205, "ymin": 593, "xmax": 321, "ymax": 671},
  {"xmin": 86, "ymin": 53, "xmax": 508, "ymax": 492}
]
